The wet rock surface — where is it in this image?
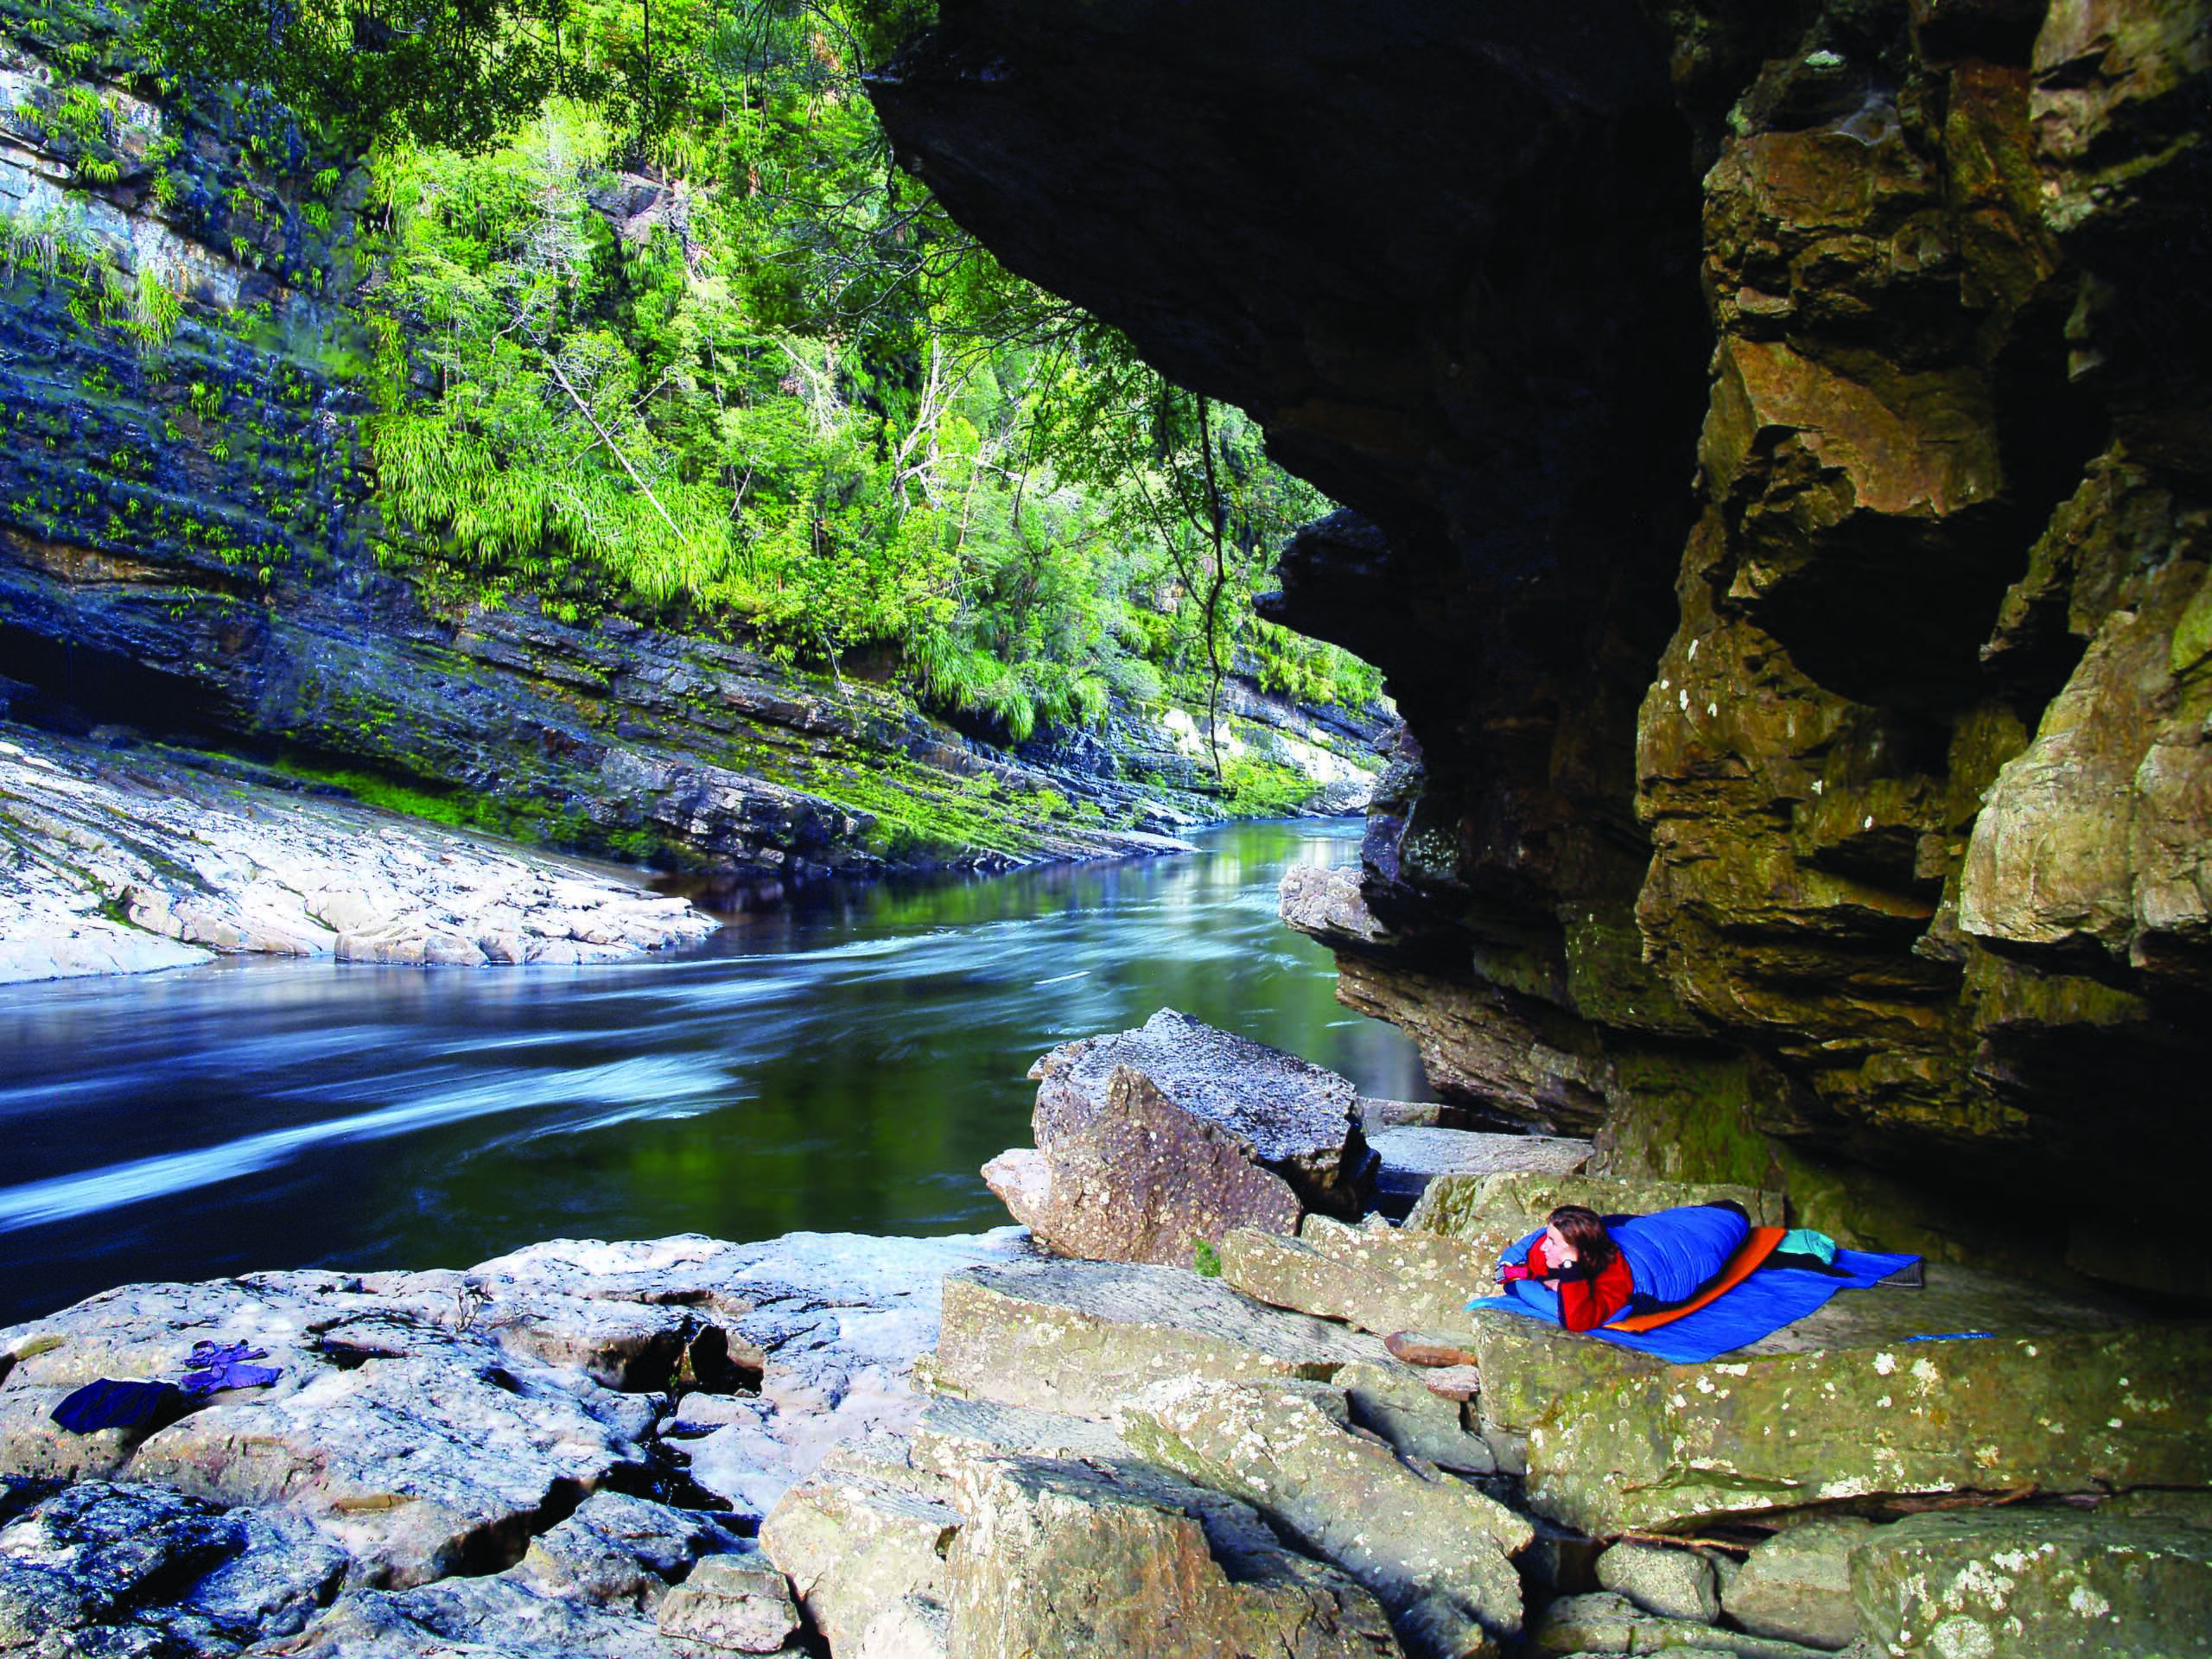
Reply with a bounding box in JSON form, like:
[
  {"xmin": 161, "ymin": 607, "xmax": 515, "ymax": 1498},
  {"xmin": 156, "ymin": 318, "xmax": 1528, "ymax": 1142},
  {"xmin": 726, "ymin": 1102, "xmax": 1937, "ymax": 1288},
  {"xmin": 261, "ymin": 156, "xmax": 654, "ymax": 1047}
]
[
  {"xmin": 0, "ymin": 726, "xmax": 717, "ymax": 983},
  {"xmin": 0, "ymin": 1229, "xmax": 1026, "ymax": 1654}
]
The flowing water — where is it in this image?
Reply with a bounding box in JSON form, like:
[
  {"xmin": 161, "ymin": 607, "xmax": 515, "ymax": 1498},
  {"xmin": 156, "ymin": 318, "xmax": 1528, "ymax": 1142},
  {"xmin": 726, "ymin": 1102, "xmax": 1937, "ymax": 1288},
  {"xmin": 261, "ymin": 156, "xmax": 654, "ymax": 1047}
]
[{"xmin": 0, "ymin": 819, "xmax": 1429, "ymax": 1324}]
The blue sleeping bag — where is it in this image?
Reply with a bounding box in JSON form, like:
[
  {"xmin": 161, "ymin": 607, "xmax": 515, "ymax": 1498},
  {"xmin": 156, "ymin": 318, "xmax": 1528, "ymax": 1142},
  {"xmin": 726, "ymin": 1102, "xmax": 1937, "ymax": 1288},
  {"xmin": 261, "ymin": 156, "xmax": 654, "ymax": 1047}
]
[{"xmin": 1496, "ymin": 1204, "xmax": 1749, "ymax": 1323}]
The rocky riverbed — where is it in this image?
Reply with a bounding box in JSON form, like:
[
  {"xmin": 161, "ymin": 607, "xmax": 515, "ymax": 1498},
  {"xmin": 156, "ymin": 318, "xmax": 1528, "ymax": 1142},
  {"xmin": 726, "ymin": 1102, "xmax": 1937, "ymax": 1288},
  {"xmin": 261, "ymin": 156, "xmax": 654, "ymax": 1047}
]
[
  {"xmin": 0, "ymin": 724, "xmax": 721, "ymax": 982},
  {"xmin": 4, "ymin": 1010, "xmax": 2207, "ymax": 1657}
]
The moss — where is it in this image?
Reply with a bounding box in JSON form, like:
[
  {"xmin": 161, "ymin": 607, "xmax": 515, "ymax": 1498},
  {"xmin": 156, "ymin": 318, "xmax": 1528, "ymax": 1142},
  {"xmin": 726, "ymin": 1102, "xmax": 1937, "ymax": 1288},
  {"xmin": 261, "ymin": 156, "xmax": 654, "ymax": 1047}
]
[{"xmin": 1596, "ymin": 1052, "xmax": 1779, "ymax": 1192}]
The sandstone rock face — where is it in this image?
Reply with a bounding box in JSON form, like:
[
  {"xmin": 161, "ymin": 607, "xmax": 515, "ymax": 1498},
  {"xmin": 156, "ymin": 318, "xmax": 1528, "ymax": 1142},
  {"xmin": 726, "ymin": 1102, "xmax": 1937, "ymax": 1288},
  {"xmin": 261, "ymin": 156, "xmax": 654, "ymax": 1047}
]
[
  {"xmin": 1724, "ymin": 1516, "xmax": 1875, "ymax": 1651},
  {"xmin": 1029, "ymin": 1009, "xmax": 1374, "ymax": 1218},
  {"xmin": 941, "ymin": 1453, "xmax": 1404, "ymax": 1659},
  {"xmin": 1594, "ymin": 1542, "xmax": 1721, "ymax": 1624},
  {"xmin": 1525, "ymin": 1323, "xmax": 2212, "ymax": 1535},
  {"xmin": 929, "ymin": 1257, "xmax": 1392, "ymax": 1419},
  {"xmin": 1404, "ymin": 1173, "xmax": 1782, "ymax": 1270},
  {"xmin": 1222, "ymin": 1215, "xmax": 1492, "ymax": 1338},
  {"xmin": 1122, "ymin": 1376, "xmax": 1529, "ymax": 1658},
  {"xmin": 1848, "ymin": 1510, "xmax": 2212, "ymax": 1657},
  {"xmin": 874, "ymin": 0, "xmax": 2212, "ymax": 1287}
]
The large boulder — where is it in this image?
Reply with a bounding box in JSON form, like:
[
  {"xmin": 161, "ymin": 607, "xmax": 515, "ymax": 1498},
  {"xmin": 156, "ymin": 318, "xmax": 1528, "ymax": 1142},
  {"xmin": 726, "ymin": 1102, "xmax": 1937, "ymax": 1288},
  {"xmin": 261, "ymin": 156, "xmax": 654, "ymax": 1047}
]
[
  {"xmin": 1222, "ymin": 1215, "xmax": 1492, "ymax": 1336},
  {"xmin": 1122, "ymin": 1376, "xmax": 1529, "ymax": 1658},
  {"xmin": 926, "ymin": 1257, "xmax": 1393, "ymax": 1419},
  {"xmin": 1722, "ymin": 1516, "xmax": 1874, "ymax": 1651},
  {"xmin": 1526, "ymin": 1324, "xmax": 2212, "ymax": 1535},
  {"xmin": 758, "ymin": 1444, "xmax": 963, "ymax": 1656},
  {"xmin": 987, "ymin": 1065, "xmax": 1305, "ymax": 1265},
  {"xmin": 940, "ymin": 1452, "xmax": 1405, "ymax": 1659},
  {"xmin": 1848, "ymin": 1510, "xmax": 2212, "ymax": 1657},
  {"xmin": 990, "ymin": 1009, "xmax": 1374, "ymax": 1265}
]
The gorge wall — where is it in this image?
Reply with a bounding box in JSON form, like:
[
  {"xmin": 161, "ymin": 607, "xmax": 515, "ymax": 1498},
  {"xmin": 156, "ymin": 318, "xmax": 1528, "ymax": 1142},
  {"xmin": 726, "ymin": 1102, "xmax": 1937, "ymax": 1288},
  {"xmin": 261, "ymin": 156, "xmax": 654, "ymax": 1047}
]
[
  {"xmin": 0, "ymin": 0, "xmax": 1385, "ymax": 901},
  {"xmin": 873, "ymin": 0, "xmax": 2212, "ymax": 1292}
]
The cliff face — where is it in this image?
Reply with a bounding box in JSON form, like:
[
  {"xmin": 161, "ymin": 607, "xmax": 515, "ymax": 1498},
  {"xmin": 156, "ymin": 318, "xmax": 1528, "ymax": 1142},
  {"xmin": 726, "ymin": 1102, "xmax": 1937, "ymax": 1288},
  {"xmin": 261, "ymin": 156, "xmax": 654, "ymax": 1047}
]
[
  {"xmin": 874, "ymin": 0, "xmax": 2212, "ymax": 1287},
  {"xmin": 0, "ymin": 3, "xmax": 1384, "ymax": 887}
]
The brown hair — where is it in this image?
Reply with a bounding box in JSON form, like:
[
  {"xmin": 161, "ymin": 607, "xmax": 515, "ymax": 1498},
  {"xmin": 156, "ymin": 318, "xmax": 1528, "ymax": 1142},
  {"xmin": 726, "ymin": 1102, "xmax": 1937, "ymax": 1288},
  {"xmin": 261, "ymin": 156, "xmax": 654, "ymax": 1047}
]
[{"xmin": 1547, "ymin": 1205, "xmax": 1618, "ymax": 1271}]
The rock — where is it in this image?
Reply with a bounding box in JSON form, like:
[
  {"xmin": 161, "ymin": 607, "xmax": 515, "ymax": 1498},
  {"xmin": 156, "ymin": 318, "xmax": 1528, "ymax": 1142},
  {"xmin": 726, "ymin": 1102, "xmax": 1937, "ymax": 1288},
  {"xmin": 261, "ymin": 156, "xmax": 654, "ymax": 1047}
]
[
  {"xmin": 1121, "ymin": 1375, "xmax": 1528, "ymax": 1657},
  {"xmin": 907, "ymin": 1393, "xmax": 1135, "ymax": 1472},
  {"xmin": 0, "ymin": 729, "xmax": 717, "ymax": 984},
  {"xmin": 987, "ymin": 1065, "xmax": 1305, "ymax": 1265},
  {"xmin": 1279, "ymin": 862, "xmax": 1396, "ymax": 948},
  {"xmin": 461, "ymin": 1228, "xmax": 1031, "ymax": 1519},
  {"xmin": 1594, "ymin": 1541, "xmax": 1720, "ymax": 1623},
  {"xmin": 1404, "ymin": 1173, "xmax": 1781, "ymax": 1269},
  {"xmin": 182, "ymin": 1508, "xmax": 353, "ymax": 1645},
  {"xmin": 874, "ymin": 0, "xmax": 2212, "ymax": 1273},
  {"xmin": 928, "ymin": 1257, "xmax": 1393, "ymax": 1419},
  {"xmin": 1848, "ymin": 1510, "xmax": 2212, "ymax": 1657},
  {"xmin": 1369, "ymin": 1127, "xmax": 1592, "ymax": 1217},
  {"xmin": 850, "ymin": 1593, "xmax": 950, "ymax": 1658},
  {"xmin": 1526, "ymin": 1324, "xmax": 2212, "ymax": 1535},
  {"xmin": 0, "ymin": 1480, "xmax": 241, "ymax": 1649},
  {"xmin": 1465, "ymin": 1308, "xmax": 1667, "ymax": 1440},
  {"xmin": 1333, "ymin": 1360, "xmax": 1495, "ymax": 1476},
  {"xmin": 1222, "ymin": 1215, "xmax": 1491, "ymax": 1336},
  {"xmin": 1028, "ymin": 1008, "xmax": 1372, "ymax": 1218},
  {"xmin": 280, "ymin": 1563, "xmax": 785, "ymax": 1658},
  {"xmin": 1528, "ymin": 1591, "xmax": 1834, "ymax": 1657},
  {"xmin": 0, "ymin": 1273, "xmax": 651, "ymax": 1589},
  {"xmin": 939, "ymin": 1452, "xmax": 1404, "ymax": 1659},
  {"xmin": 758, "ymin": 1445, "xmax": 963, "ymax": 1654},
  {"xmin": 1416, "ymin": 1366, "xmax": 1482, "ymax": 1405},
  {"xmin": 515, "ymin": 1491, "xmax": 734, "ymax": 1609},
  {"xmin": 1723, "ymin": 1516, "xmax": 1874, "ymax": 1651},
  {"xmin": 1384, "ymin": 1330, "xmax": 1478, "ymax": 1369},
  {"xmin": 655, "ymin": 1548, "xmax": 801, "ymax": 1653}
]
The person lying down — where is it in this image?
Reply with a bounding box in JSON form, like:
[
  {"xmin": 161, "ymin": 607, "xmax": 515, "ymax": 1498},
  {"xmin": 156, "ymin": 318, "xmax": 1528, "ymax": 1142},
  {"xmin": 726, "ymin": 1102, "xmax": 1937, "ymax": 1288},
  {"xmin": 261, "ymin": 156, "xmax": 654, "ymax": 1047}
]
[{"xmin": 1464, "ymin": 1202, "xmax": 1929, "ymax": 1363}]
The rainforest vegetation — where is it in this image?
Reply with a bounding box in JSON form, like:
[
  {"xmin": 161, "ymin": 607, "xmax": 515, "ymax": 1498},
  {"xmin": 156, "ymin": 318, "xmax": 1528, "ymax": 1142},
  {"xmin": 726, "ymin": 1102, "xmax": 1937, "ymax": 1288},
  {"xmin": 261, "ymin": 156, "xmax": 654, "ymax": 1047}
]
[{"xmin": 123, "ymin": 0, "xmax": 1382, "ymax": 750}]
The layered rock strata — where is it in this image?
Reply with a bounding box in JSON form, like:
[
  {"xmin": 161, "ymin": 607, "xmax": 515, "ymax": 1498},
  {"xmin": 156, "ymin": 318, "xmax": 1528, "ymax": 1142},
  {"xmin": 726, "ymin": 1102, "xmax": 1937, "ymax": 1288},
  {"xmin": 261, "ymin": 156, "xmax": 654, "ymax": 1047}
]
[{"xmin": 872, "ymin": 0, "xmax": 2212, "ymax": 1288}]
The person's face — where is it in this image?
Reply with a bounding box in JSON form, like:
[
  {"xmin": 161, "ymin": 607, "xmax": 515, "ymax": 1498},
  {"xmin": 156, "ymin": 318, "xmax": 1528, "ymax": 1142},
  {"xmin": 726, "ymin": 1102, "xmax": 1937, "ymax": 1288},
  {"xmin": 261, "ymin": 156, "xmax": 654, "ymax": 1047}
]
[{"xmin": 1544, "ymin": 1223, "xmax": 1576, "ymax": 1265}]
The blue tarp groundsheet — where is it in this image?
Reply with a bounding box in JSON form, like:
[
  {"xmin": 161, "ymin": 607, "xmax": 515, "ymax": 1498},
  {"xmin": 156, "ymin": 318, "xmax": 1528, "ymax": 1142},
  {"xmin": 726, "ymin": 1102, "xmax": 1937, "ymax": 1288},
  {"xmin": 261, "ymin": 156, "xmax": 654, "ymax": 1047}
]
[{"xmin": 1467, "ymin": 1229, "xmax": 1923, "ymax": 1363}]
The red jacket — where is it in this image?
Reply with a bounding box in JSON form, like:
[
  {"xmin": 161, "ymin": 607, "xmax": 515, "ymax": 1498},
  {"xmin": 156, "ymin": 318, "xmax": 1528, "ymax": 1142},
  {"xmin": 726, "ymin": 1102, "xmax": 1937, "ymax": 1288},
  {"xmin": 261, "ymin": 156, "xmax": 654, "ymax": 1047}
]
[{"xmin": 1528, "ymin": 1236, "xmax": 1636, "ymax": 1332}]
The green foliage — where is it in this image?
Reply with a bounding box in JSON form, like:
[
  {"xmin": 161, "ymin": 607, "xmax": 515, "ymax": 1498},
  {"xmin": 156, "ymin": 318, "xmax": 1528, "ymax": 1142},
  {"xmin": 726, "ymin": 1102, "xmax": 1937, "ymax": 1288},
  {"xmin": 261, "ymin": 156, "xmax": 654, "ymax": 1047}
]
[
  {"xmin": 1, "ymin": 201, "xmax": 185, "ymax": 356},
  {"xmin": 1219, "ymin": 754, "xmax": 1319, "ymax": 818},
  {"xmin": 126, "ymin": 0, "xmax": 1382, "ymax": 787},
  {"xmin": 1192, "ymin": 1238, "xmax": 1223, "ymax": 1278}
]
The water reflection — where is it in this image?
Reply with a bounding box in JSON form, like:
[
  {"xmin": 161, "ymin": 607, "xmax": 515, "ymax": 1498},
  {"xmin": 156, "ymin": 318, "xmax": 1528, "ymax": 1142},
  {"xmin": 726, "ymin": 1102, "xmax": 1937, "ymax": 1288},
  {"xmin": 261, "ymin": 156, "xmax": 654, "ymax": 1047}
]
[{"xmin": 0, "ymin": 820, "xmax": 1429, "ymax": 1322}]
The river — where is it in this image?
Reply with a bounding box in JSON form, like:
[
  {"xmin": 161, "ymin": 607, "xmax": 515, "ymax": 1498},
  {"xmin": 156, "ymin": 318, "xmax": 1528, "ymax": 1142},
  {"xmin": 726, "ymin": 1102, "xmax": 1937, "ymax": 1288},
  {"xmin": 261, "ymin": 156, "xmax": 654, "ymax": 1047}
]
[{"xmin": 0, "ymin": 819, "xmax": 1429, "ymax": 1325}]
